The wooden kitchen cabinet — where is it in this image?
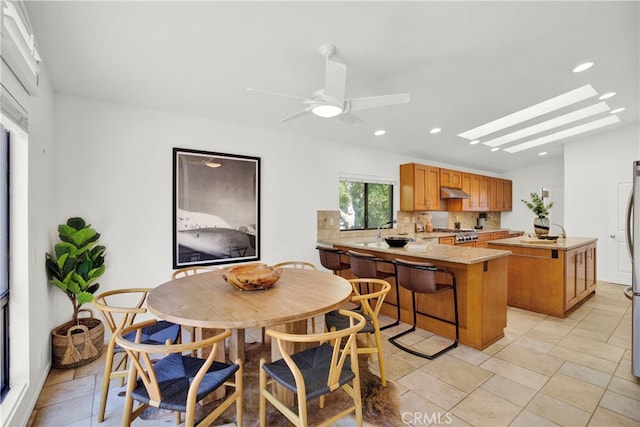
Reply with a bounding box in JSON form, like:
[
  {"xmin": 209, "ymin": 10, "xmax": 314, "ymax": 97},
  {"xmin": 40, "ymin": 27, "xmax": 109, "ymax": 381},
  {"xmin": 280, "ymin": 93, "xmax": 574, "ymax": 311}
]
[
  {"xmin": 488, "ymin": 237, "xmax": 598, "ymax": 317},
  {"xmin": 489, "ymin": 178, "xmax": 513, "ymax": 211},
  {"xmin": 476, "ymin": 230, "xmax": 509, "ymax": 248},
  {"xmin": 440, "ymin": 168, "xmax": 462, "ymax": 189},
  {"xmin": 565, "ymin": 242, "xmax": 597, "ymax": 310},
  {"xmin": 449, "ymin": 173, "xmax": 490, "ymax": 212},
  {"xmin": 400, "ymin": 163, "xmax": 445, "ymax": 211},
  {"xmin": 439, "ymin": 236, "xmax": 455, "ymax": 245}
]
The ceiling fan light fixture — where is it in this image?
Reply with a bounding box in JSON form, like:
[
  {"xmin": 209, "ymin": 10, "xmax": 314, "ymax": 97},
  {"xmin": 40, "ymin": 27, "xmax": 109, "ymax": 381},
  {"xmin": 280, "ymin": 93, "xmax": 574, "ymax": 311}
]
[
  {"xmin": 205, "ymin": 160, "xmax": 222, "ymax": 168},
  {"xmin": 312, "ymin": 104, "xmax": 343, "ymax": 118}
]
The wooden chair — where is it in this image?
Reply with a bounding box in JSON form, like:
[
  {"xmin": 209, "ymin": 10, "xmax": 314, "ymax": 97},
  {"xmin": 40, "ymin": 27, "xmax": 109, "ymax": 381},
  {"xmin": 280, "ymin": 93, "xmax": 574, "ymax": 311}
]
[
  {"xmin": 115, "ymin": 321, "xmax": 243, "ymax": 427},
  {"xmin": 325, "ymin": 278, "xmax": 391, "ymax": 386},
  {"xmin": 170, "ymin": 266, "xmax": 216, "ymax": 350},
  {"xmin": 259, "ymin": 310, "xmax": 366, "ymax": 427},
  {"xmin": 170, "ymin": 266, "xmax": 216, "ymax": 280},
  {"xmin": 347, "ymin": 250, "xmax": 400, "ymax": 330},
  {"xmin": 389, "ymin": 258, "xmax": 459, "ymax": 359},
  {"xmin": 273, "ymin": 260, "xmax": 319, "ymax": 334},
  {"xmin": 92, "ymin": 288, "xmax": 181, "ymax": 423}
]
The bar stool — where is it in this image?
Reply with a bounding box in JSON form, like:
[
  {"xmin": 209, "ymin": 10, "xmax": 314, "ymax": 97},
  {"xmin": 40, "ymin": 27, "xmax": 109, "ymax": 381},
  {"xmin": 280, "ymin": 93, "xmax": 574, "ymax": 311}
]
[
  {"xmin": 316, "ymin": 245, "xmax": 350, "ymax": 275},
  {"xmin": 389, "ymin": 258, "xmax": 459, "ymax": 359},
  {"xmin": 346, "ymin": 250, "xmax": 400, "ymax": 330}
]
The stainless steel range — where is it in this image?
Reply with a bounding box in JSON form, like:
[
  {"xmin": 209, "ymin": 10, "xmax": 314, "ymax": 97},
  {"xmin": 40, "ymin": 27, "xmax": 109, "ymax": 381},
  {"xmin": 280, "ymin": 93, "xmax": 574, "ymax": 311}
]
[{"xmin": 434, "ymin": 228, "xmax": 479, "ymax": 244}]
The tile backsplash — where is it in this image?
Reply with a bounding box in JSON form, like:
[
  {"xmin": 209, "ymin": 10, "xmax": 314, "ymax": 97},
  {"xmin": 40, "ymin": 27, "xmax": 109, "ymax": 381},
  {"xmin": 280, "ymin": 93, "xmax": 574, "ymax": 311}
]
[{"xmin": 318, "ymin": 210, "xmax": 502, "ymax": 241}]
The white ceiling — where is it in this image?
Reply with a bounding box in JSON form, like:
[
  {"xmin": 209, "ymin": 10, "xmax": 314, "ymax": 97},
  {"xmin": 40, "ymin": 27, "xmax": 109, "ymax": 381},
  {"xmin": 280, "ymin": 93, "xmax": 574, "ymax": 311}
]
[{"xmin": 25, "ymin": 1, "xmax": 639, "ymax": 173}]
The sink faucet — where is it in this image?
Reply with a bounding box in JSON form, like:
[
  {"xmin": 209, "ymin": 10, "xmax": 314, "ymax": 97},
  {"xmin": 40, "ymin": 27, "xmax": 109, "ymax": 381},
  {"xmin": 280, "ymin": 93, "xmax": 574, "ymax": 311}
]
[
  {"xmin": 377, "ymin": 220, "xmax": 397, "ymax": 241},
  {"xmin": 552, "ymin": 223, "xmax": 567, "ymax": 239}
]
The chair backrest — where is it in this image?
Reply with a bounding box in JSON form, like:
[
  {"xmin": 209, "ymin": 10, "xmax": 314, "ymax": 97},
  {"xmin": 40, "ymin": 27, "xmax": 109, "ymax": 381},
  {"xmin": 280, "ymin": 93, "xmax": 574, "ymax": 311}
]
[
  {"xmin": 348, "ymin": 278, "xmax": 391, "ymax": 320},
  {"xmin": 316, "ymin": 246, "xmax": 348, "ymax": 272},
  {"xmin": 92, "ymin": 288, "xmax": 152, "ymax": 336},
  {"xmin": 273, "ymin": 261, "xmax": 317, "ymax": 270},
  {"xmin": 171, "ymin": 266, "xmax": 215, "ymax": 279},
  {"xmin": 114, "ymin": 320, "xmax": 231, "ymax": 413},
  {"xmin": 266, "ymin": 309, "xmax": 365, "ymax": 394},
  {"xmin": 347, "ymin": 250, "xmax": 382, "ymax": 278},
  {"xmin": 394, "ymin": 258, "xmax": 438, "ymax": 293}
]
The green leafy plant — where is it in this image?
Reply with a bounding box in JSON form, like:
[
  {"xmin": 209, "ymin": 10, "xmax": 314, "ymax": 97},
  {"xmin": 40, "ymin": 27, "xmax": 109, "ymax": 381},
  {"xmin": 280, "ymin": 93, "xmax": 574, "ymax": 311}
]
[
  {"xmin": 45, "ymin": 217, "xmax": 106, "ymax": 322},
  {"xmin": 521, "ymin": 192, "xmax": 553, "ymax": 218}
]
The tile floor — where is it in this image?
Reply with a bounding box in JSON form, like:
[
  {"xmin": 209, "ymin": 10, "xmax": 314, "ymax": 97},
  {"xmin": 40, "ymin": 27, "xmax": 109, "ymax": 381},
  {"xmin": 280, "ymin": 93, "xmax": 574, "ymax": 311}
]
[{"xmin": 29, "ymin": 282, "xmax": 639, "ymax": 426}]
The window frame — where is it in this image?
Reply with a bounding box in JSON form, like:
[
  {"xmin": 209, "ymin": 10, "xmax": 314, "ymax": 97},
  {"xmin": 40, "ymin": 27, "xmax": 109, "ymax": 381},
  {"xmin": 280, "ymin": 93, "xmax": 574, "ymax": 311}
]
[
  {"xmin": 0, "ymin": 125, "xmax": 9, "ymax": 402},
  {"xmin": 339, "ymin": 178, "xmax": 394, "ymax": 231}
]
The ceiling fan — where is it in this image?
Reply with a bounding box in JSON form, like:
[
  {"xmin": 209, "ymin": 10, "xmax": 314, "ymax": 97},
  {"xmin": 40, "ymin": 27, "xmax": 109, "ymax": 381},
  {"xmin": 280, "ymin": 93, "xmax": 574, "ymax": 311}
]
[{"xmin": 247, "ymin": 44, "xmax": 410, "ymax": 124}]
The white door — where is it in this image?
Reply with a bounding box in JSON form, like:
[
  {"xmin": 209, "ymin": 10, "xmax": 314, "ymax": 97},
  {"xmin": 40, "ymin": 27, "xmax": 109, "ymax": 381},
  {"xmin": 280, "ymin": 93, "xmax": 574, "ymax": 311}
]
[{"xmin": 608, "ymin": 178, "xmax": 632, "ymax": 285}]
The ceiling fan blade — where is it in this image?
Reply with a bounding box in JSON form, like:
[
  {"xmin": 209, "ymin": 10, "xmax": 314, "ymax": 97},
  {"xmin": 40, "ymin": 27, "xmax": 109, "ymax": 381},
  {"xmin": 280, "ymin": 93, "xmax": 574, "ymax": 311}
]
[
  {"xmin": 339, "ymin": 113, "xmax": 364, "ymax": 125},
  {"xmin": 246, "ymin": 87, "xmax": 311, "ymax": 102},
  {"xmin": 323, "ymin": 59, "xmax": 346, "ymax": 105},
  {"xmin": 346, "ymin": 93, "xmax": 410, "ymax": 112},
  {"xmin": 281, "ymin": 107, "xmax": 312, "ymax": 122}
]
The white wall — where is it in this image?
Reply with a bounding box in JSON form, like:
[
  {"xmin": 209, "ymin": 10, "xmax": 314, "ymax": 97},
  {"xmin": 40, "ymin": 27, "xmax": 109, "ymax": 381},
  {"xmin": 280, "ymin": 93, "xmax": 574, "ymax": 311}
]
[
  {"xmin": 564, "ymin": 123, "xmax": 640, "ymax": 282},
  {"xmin": 52, "ymin": 95, "xmax": 427, "ymax": 300},
  {"xmin": 501, "ymin": 158, "xmax": 565, "ymax": 233}
]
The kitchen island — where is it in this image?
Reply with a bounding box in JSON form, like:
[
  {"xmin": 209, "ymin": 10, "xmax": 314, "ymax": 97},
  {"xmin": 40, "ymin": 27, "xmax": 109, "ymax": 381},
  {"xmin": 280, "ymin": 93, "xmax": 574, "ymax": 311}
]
[
  {"xmin": 319, "ymin": 237, "xmax": 511, "ymax": 350},
  {"xmin": 488, "ymin": 236, "xmax": 598, "ymax": 317}
]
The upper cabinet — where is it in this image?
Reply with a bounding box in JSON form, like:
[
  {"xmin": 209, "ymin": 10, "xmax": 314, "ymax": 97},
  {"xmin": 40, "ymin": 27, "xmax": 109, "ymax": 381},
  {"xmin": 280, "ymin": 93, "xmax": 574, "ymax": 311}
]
[
  {"xmin": 439, "ymin": 169, "xmax": 462, "ymax": 189},
  {"xmin": 400, "ymin": 163, "xmax": 512, "ymax": 212},
  {"xmin": 489, "ymin": 178, "xmax": 513, "ymax": 212},
  {"xmin": 449, "ymin": 173, "xmax": 490, "ymax": 212},
  {"xmin": 400, "ymin": 163, "xmax": 446, "ymax": 211}
]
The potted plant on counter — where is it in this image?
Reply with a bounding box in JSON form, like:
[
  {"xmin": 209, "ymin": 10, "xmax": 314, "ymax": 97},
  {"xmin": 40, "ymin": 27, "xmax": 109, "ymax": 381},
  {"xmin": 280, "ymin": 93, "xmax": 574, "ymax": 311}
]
[
  {"xmin": 521, "ymin": 192, "xmax": 553, "ymax": 236},
  {"xmin": 45, "ymin": 217, "xmax": 106, "ymax": 368}
]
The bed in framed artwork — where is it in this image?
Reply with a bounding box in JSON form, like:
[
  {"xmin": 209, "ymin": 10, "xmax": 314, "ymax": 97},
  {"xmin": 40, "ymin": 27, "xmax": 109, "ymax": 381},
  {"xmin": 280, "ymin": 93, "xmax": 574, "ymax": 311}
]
[{"xmin": 173, "ymin": 147, "xmax": 260, "ymax": 268}]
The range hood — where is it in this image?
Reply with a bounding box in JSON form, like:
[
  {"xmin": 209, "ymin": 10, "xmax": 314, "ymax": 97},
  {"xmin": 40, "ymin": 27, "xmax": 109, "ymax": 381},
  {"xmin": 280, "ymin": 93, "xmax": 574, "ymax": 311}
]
[{"xmin": 440, "ymin": 186, "xmax": 470, "ymax": 199}]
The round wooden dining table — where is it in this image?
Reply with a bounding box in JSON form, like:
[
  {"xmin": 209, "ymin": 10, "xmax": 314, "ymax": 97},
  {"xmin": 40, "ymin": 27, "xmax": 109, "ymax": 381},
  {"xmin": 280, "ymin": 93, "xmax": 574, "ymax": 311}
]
[{"xmin": 147, "ymin": 267, "xmax": 353, "ymax": 362}]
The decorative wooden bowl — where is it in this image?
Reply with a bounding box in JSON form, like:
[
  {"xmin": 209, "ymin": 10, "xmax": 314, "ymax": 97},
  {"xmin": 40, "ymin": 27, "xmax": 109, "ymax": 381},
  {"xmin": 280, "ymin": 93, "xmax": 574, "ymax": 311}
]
[{"xmin": 222, "ymin": 263, "xmax": 282, "ymax": 291}]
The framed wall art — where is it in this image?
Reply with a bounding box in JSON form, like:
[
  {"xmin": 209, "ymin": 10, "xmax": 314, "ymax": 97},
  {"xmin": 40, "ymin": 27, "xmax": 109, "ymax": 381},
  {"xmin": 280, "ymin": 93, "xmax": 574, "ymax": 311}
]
[{"xmin": 173, "ymin": 148, "xmax": 260, "ymax": 268}]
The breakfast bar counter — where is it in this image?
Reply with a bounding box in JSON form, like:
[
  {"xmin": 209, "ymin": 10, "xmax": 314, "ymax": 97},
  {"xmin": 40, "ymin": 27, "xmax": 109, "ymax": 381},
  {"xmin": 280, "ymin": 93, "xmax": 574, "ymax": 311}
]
[
  {"xmin": 488, "ymin": 236, "xmax": 598, "ymax": 317},
  {"xmin": 319, "ymin": 237, "xmax": 512, "ymax": 350}
]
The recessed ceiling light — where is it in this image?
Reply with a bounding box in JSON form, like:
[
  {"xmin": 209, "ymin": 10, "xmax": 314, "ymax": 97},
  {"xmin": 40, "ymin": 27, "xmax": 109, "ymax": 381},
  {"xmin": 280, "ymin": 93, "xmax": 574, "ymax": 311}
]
[
  {"xmin": 374, "ymin": 129, "xmax": 386, "ymax": 136},
  {"xmin": 469, "ymin": 140, "xmax": 480, "ymax": 145},
  {"xmin": 611, "ymin": 107, "xmax": 626, "ymax": 114},
  {"xmin": 539, "ymin": 152, "xmax": 548, "ymax": 156},
  {"xmin": 482, "ymin": 102, "xmax": 610, "ymax": 148},
  {"xmin": 430, "ymin": 128, "xmax": 442, "ymax": 134},
  {"xmin": 458, "ymin": 84, "xmax": 598, "ymax": 140},
  {"xmin": 205, "ymin": 160, "xmax": 222, "ymax": 168},
  {"xmin": 573, "ymin": 62, "xmax": 594, "ymax": 73},
  {"xmin": 490, "ymin": 147, "xmax": 500, "ymax": 152},
  {"xmin": 504, "ymin": 115, "xmax": 620, "ymax": 153},
  {"xmin": 599, "ymin": 92, "xmax": 616, "ymax": 100}
]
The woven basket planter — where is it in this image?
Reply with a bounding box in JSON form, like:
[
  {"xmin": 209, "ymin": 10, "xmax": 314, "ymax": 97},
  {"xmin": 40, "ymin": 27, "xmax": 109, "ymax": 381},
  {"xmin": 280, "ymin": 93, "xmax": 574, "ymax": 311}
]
[{"xmin": 51, "ymin": 315, "xmax": 104, "ymax": 369}]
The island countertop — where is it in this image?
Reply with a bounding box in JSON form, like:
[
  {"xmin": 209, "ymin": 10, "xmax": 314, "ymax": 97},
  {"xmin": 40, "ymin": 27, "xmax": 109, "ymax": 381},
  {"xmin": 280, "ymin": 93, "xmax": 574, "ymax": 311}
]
[
  {"xmin": 487, "ymin": 236, "xmax": 598, "ymax": 251},
  {"xmin": 318, "ymin": 236, "xmax": 511, "ymax": 264}
]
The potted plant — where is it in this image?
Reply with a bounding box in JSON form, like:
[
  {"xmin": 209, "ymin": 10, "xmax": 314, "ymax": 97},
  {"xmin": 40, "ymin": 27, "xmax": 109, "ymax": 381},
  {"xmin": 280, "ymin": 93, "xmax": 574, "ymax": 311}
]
[
  {"xmin": 45, "ymin": 217, "xmax": 106, "ymax": 368},
  {"xmin": 521, "ymin": 192, "xmax": 553, "ymax": 236}
]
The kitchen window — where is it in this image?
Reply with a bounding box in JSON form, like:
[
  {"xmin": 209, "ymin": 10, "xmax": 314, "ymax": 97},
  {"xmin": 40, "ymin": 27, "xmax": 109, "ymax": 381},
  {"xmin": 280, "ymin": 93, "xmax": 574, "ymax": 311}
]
[{"xmin": 339, "ymin": 179, "xmax": 393, "ymax": 230}]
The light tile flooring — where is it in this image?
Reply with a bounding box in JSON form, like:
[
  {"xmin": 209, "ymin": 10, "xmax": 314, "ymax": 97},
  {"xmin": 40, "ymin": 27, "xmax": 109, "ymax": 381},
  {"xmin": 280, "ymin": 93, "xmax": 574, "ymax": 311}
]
[{"xmin": 29, "ymin": 282, "xmax": 639, "ymax": 426}]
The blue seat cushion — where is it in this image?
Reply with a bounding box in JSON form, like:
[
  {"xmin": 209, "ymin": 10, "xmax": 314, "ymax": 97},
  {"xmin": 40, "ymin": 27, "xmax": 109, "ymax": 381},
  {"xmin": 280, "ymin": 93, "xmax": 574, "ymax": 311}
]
[
  {"xmin": 115, "ymin": 321, "xmax": 181, "ymax": 354},
  {"xmin": 130, "ymin": 353, "xmax": 239, "ymax": 412},
  {"xmin": 262, "ymin": 342, "xmax": 355, "ymax": 401},
  {"xmin": 325, "ymin": 309, "xmax": 375, "ymax": 334}
]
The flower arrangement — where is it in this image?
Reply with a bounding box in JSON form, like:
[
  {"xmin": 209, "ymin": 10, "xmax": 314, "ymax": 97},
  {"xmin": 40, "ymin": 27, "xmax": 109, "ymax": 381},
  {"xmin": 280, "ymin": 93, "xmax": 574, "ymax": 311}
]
[{"xmin": 521, "ymin": 192, "xmax": 553, "ymax": 218}]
